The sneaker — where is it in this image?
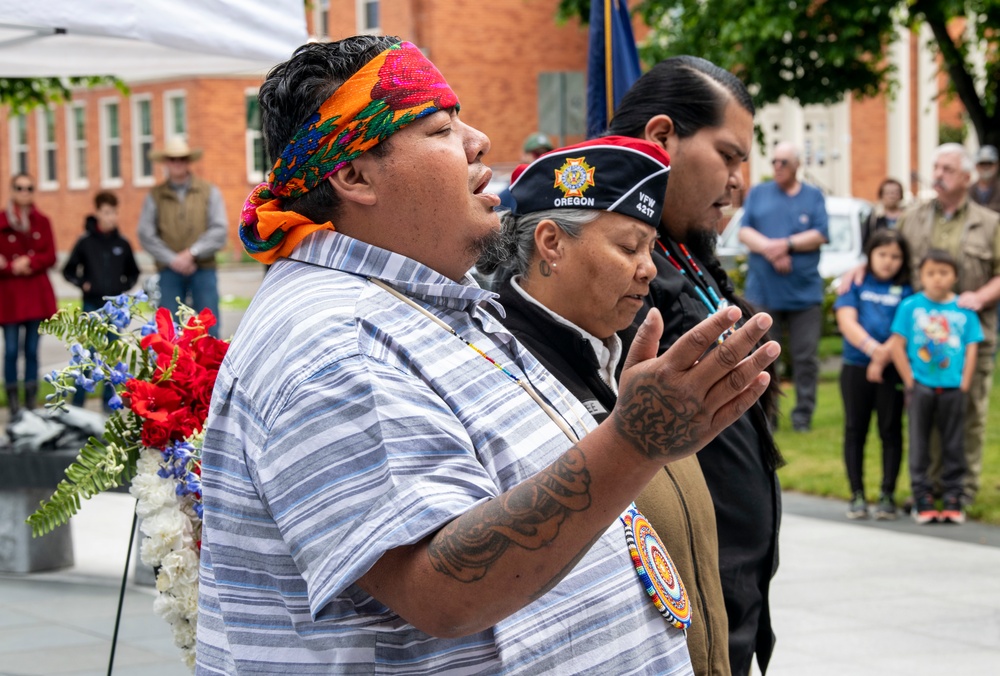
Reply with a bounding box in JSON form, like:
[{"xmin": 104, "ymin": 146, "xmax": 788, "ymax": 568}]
[
  {"xmin": 846, "ymin": 492, "xmax": 868, "ymax": 519},
  {"xmin": 939, "ymin": 496, "xmax": 966, "ymax": 524},
  {"xmin": 912, "ymin": 495, "xmax": 939, "ymax": 525},
  {"xmin": 875, "ymin": 494, "xmax": 897, "ymax": 521}
]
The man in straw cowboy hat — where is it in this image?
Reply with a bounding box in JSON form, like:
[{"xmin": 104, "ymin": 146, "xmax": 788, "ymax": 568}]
[
  {"xmin": 137, "ymin": 137, "xmax": 227, "ymax": 335},
  {"xmin": 197, "ymin": 35, "xmax": 779, "ymax": 673}
]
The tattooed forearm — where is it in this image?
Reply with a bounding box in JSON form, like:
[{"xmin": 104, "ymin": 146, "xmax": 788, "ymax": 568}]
[
  {"xmin": 428, "ymin": 447, "xmax": 592, "ymax": 583},
  {"xmin": 613, "ymin": 376, "xmax": 701, "ymax": 461}
]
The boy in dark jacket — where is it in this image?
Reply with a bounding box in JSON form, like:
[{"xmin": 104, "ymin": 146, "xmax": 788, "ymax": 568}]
[{"xmin": 62, "ymin": 191, "xmax": 140, "ymax": 408}]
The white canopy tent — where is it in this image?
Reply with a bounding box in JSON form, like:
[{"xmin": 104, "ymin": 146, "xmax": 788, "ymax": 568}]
[{"xmin": 0, "ymin": 0, "xmax": 308, "ymax": 79}]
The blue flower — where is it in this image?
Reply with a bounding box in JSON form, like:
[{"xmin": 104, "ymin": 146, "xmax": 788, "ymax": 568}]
[
  {"xmin": 74, "ymin": 375, "xmax": 96, "ymax": 393},
  {"xmin": 140, "ymin": 320, "xmax": 158, "ymax": 336},
  {"xmin": 69, "ymin": 343, "xmax": 91, "ymax": 366},
  {"xmin": 108, "ymin": 392, "xmax": 123, "ymax": 410},
  {"xmin": 109, "ymin": 362, "xmax": 132, "ymax": 386},
  {"xmin": 134, "ymin": 290, "xmax": 149, "ymax": 303}
]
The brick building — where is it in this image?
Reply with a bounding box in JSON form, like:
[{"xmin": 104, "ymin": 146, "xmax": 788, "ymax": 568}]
[{"xmin": 0, "ymin": 1, "xmax": 968, "ymax": 256}]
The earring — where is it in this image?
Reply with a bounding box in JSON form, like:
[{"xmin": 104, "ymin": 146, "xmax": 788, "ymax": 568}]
[{"xmin": 539, "ymin": 260, "xmax": 552, "ymax": 277}]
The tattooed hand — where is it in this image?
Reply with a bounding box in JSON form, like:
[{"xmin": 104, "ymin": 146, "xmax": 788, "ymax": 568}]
[{"xmin": 614, "ymin": 306, "xmax": 779, "ymax": 462}]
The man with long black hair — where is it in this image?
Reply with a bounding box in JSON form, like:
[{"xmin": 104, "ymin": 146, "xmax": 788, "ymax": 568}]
[{"xmin": 611, "ymin": 56, "xmax": 783, "ymax": 676}]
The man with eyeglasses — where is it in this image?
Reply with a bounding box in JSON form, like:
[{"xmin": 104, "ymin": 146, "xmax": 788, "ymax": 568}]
[
  {"xmin": 738, "ymin": 141, "xmax": 829, "ymax": 432},
  {"xmin": 896, "ymin": 143, "xmax": 1000, "ymax": 507},
  {"xmin": 0, "ymin": 173, "xmax": 57, "ymax": 417}
]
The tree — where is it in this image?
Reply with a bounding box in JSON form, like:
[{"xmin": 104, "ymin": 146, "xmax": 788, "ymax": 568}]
[
  {"xmin": 559, "ymin": 0, "xmax": 1000, "ymax": 148},
  {"xmin": 0, "ymin": 77, "xmax": 125, "ymax": 114}
]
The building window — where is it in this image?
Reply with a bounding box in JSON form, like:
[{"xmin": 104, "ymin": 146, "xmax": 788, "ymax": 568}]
[
  {"xmin": 37, "ymin": 108, "xmax": 58, "ymax": 189},
  {"xmin": 165, "ymin": 91, "xmax": 187, "ymax": 143},
  {"xmin": 8, "ymin": 114, "xmax": 29, "ymax": 176},
  {"xmin": 314, "ymin": 0, "xmax": 330, "ymax": 39},
  {"xmin": 132, "ymin": 95, "xmax": 155, "ymax": 186},
  {"xmin": 245, "ymin": 90, "xmax": 266, "ymax": 183},
  {"xmin": 66, "ymin": 102, "xmax": 88, "ymax": 189},
  {"xmin": 537, "ymin": 71, "xmax": 586, "ymax": 146},
  {"xmin": 100, "ymin": 98, "xmax": 123, "ymax": 187},
  {"xmin": 357, "ymin": 0, "xmax": 379, "ymax": 34}
]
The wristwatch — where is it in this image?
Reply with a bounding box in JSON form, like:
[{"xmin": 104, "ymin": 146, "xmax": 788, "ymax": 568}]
[{"xmin": 786, "ymin": 238, "xmax": 794, "ymax": 253}]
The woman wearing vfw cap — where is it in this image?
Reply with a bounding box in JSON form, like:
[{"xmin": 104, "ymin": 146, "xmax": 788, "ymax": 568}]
[
  {"xmin": 0, "ymin": 172, "xmax": 57, "ymax": 416},
  {"xmin": 480, "ymin": 136, "xmax": 730, "ymax": 676}
]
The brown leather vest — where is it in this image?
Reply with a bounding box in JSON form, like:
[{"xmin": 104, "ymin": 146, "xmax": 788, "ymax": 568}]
[{"xmin": 151, "ymin": 177, "xmax": 216, "ymax": 269}]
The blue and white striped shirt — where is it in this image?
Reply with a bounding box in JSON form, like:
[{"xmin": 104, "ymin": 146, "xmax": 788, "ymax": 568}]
[{"xmin": 196, "ymin": 230, "xmax": 691, "ymax": 675}]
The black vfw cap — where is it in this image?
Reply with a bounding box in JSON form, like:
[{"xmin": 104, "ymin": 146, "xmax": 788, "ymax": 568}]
[{"xmin": 509, "ymin": 136, "xmax": 671, "ymax": 228}]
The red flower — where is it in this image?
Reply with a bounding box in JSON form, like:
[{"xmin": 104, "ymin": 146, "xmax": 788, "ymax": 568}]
[
  {"xmin": 193, "ymin": 336, "xmax": 228, "ymax": 371},
  {"xmin": 167, "ymin": 408, "xmax": 201, "ymax": 440},
  {"xmin": 370, "ymin": 48, "xmax": 458, "ymax": 112},
  {"xmin": 179, "ymin": 309, "xmax": 217, "ymax": 349},
  {"xmin": 189, "ymin": 372, "xmax": 217, "ymax": 408},
  {"xmin": 156, "ymin": 351, "xmax": 200, "ymax": 389},
  {"xmin": 124, "ymin": 380, "xmax": 183, "ymax": 423},
  {"xmin": 141, "ymin": 421, "xmax": 172, "ymax": 449}
]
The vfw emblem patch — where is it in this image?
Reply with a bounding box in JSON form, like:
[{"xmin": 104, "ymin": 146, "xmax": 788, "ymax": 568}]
[{"xmin": 554, "ymin": 157, "xmax": 596, "ymax": 197}]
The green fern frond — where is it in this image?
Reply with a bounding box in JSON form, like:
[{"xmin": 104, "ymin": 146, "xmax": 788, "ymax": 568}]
[{"xmin": 27, "ymin": 412, "xmax": 144, "ymax": 537}]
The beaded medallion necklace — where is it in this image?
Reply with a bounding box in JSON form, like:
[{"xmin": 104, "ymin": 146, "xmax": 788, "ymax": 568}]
[{"xmin": 369, "ymin": 276, "xmax": 691, "ymax": 631}]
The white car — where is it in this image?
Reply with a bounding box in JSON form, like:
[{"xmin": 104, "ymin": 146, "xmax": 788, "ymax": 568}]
[{"xmin": 716, "ymin": 195, "xmax": 873, "ymax": 283}]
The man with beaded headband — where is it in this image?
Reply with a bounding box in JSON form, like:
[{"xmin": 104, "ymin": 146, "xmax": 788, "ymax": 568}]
[{"xmin": 199, "ymin": 36, "xmax": 779, "ymax": 674}]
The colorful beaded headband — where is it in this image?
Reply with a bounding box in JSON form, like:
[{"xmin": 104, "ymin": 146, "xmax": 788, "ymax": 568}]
[{"xmin": 239, "ymin": 41, "xmax": 459, "ymax": 264}]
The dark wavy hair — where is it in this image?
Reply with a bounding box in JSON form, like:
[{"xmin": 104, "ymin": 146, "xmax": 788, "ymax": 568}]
[
  {"xmin": 612, "ymin": 57, "xmax": 783, "ymax": 469},
  {"xmin": 864, "ymin": 228, "xmax": 911, "ymax": 286},
  {"xmin": 258, "ymin": 35, "xmax": 401, "ymax": 224}
]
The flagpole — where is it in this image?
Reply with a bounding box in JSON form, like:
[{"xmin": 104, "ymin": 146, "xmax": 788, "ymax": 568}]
[{"xmin": 604, "ymin": 0, "xmax": 614, "ymax": 123}]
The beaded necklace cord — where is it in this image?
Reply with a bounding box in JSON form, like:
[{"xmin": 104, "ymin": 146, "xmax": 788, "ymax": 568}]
[
  {"xmin": 368, "ymin": 276, "xmax": 691, "ymax": 632},
  {"xmin": 368, "ymin": 277, "xmax": 579, "ymax": 442},
  {"xmin": 657, "ymin": 238, "xmax": 733, "ymax": 344}
]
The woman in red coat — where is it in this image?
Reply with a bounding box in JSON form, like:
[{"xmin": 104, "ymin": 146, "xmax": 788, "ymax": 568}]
[{"xmin": 0, "ymin": 173, "xmax": 57, "ymax": 415}]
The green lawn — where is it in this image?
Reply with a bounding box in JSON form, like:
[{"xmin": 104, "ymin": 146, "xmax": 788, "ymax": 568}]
[{"xmin": 775, "ymin": 368, "xmax": 1000, "ymax": 524}]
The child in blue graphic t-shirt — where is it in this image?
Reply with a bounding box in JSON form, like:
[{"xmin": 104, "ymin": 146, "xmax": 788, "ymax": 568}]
[
  {"xmin": 890, "ymin": 249, "xmax": 984, "ymax": 525},
  {"xmin": 834, "ymin": 229, "xmax": 913, "ymax": 521}
]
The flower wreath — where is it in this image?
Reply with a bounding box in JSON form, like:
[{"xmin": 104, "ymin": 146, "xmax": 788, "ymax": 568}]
[{"xmin": 28, "ymin": 293, "xmax": 228, "ymax": 671}]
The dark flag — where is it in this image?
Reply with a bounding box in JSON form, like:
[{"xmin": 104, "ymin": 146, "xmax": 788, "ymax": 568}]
[{"xmin": 586, "ymin": 0, "xmax": 642, "ymax": 139}]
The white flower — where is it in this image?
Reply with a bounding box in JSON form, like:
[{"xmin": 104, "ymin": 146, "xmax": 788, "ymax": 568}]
[
  {"xmin": 156, "ymin": 548, "xmax": 200, "ymax": 593},
  {"xmin": 135, "ymin": 448, "xmax": 162, "ymax": 474},
  {"xmin": 131, "ymin": 474, "xmax": 180, "ymax": 519},
  {"xmin": 153, "ymin": 592, "xmax": 184, "ymax": 625},
  {"xmin": 175, "ymin": 581, "xmax": 200, "ymax": 620},
  {"xmin": 181, "ymin": 647, "xmax": 196, "ymax": 671},
  {"xmin": 171, "ymin": 618, "xmax": 197, "ymax": 649},
  {"xmin": 139, "ymin": 508, "xmax": 192, "ymax": 567}
]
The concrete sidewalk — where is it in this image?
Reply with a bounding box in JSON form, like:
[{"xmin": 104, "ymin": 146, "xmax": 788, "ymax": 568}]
[{"xmin": 1, "ymin": 491, "xmax": 999, "ymax": 676}]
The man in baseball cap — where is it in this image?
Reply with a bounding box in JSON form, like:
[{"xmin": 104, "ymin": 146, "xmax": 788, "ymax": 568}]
[
  {"xmin": 971, "ymin": 145, "xmax": 1000, "ymax": 213},
  {"xmin": 520, "ymin": 131, "xmax": 554, "ymax": 162}
]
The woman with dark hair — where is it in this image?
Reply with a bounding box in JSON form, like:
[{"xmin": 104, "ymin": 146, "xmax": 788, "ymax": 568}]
[
  {"xmin": 863, "ymin": 177, "xmax": 906, "ymax": 244},
  {"xmin": 610, "ymin": 56, "xmax": 783, "ymax": 676},
  {"xmin": 482, "ymin": 136, "xmax": 732, "ymax": 676},
  {"xmin": 0, "ymin": 172, "xmax": 57, "ymax": 416}
]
